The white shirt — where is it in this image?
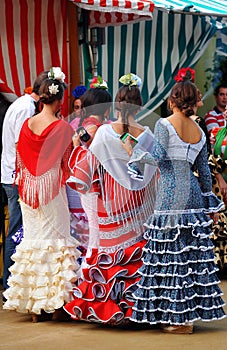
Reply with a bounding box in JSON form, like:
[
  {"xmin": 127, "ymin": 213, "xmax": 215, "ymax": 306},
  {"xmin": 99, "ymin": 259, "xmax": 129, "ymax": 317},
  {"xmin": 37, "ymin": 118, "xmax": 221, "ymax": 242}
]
[{"xmin": 1, "ymin": 94, "xmax": 36, "ymax": 184}]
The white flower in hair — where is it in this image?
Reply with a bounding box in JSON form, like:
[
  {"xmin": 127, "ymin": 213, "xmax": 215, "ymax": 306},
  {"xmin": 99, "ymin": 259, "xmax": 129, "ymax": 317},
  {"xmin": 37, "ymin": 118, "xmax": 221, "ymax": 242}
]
[
  {"xmin": 119, "ymin": 73, "xmax": 142, "ymax": 88},
  {"xmin": 49, "ymin": 83, "xmax": 59, "ymax": 95},
  {"xmin": 48, "ymin": 67, "xmax": 65, "ymax": 83},
  {"xmin": 89, "ymin": 76, "xmax": 108, "ymax": 90},
  {"xmin": 100, "ymin": 80, "xmax": 108, "ymax": 89}
]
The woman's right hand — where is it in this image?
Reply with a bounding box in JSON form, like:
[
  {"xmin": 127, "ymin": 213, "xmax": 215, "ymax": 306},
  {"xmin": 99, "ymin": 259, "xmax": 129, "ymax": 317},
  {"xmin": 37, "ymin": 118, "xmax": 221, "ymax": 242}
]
[{"xmin": 121, "ymin": 136, "xmax": 133, "ymax": 157}]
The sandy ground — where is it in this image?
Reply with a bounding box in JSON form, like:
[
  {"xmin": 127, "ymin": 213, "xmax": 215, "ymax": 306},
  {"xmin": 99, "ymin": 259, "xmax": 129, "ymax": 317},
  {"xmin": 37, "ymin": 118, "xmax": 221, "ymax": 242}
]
[{"xmin": 1, "ymin": 281, "xmax": 227, "ymax": 350}]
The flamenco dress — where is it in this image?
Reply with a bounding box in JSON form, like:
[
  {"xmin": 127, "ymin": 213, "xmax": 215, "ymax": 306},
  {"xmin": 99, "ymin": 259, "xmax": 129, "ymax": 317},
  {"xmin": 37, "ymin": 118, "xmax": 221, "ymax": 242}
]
[
  {"xmin": 129, "ymin": 118, "xmax": 226, "ymax": 325},
  {"xmin": 3, "ymin": 119, "xmax": 81, "ymax": 315},
  {"xmin": 64, "ymin": 123, "xmax": 158, "ymax": 324}
]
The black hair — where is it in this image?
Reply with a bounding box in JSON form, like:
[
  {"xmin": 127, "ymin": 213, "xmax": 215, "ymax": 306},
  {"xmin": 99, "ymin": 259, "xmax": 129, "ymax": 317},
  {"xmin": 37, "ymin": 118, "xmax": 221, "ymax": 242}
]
[
  {"xmin": 214, "ymin": 83, "xmax": 227, "ymax": 97},
  {"xmin": 114, "ymin": 85, "xmax": 142, "ymax": 133},
  {"xmin": 78, "ymin": 88, "xmax": 112, "ymax": 127}
]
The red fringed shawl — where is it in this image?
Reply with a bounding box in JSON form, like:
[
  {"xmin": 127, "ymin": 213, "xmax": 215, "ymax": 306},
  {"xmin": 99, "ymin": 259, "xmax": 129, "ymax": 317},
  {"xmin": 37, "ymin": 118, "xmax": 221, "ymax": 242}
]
[{"xmin": 16, "ymin": 119, "xmax": 74, "ymax": 208}]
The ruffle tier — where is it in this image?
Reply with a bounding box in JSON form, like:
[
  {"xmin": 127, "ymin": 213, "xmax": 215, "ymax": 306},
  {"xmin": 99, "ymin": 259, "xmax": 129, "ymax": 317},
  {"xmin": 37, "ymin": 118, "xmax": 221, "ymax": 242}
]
[
  {"xmin": 201, "ymin": 191, "xmax": 224, "ymax": 213},
  {"xmin": 64, "ymin": 240, "xmax": 146, "ymax": 324},
  {"xmin": 3, "ymin": 237, "xmax": 81, "ymax": 315},
  {"xmin": 131, "ymin": 217, "xmax": 226, "ymax": 325},
  {"xmin": 145, "ymin": 210, "xmax": 214, "ymax": 232}
]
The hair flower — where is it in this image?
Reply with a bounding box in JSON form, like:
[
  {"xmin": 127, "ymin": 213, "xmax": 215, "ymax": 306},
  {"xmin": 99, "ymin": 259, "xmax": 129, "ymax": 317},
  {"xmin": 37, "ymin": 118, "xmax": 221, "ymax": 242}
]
[
  {"xmin": 49, "ymin": 83, "xmax": 59, "ymax": 95},
  {"xmin": 174, "ymin": 67, "xmax": 195, "ymax": 83},
  {"xmin": 72, "ymin": 85, "xmax": 87, "ymax": 98},
  {"xmin": 89, "ymin": 76, "xmax": 108, "ymax": 89},
  {"xmin": 119, "ymin": 73, "xmax": 142, "ymax": 88},
  {"xmin": 48, "ymin": 67, "xmax": 65, "ymax": 83},
  {"xmin": 24, "ymin": 86, "xmax": 33, "ymax": 94}
]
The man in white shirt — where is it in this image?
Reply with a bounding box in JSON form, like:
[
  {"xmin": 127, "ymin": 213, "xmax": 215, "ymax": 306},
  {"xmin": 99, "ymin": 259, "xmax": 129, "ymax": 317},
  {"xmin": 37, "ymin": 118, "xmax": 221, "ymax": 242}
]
[
  {"xmin": 204, "ymin": 83, "xmax": 227, "ymax": 134},
  {"xmin": 1, "ymin": 71, "xmax": 48, "ymax": 294}
]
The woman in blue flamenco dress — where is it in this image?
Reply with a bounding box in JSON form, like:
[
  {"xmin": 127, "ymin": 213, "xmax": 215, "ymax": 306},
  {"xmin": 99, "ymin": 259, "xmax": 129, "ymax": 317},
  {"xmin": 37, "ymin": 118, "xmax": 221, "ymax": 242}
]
[{"xmin": 123, "ymin": 77, "xmax": 226, "ymax": 334}]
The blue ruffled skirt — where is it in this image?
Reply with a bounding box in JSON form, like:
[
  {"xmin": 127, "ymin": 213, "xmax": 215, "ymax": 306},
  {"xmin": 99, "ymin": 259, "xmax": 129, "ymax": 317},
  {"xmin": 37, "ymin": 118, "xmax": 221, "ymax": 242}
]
[{"xmin": 131, "ymin": 206, "xmax": 226, "ymax": 325}]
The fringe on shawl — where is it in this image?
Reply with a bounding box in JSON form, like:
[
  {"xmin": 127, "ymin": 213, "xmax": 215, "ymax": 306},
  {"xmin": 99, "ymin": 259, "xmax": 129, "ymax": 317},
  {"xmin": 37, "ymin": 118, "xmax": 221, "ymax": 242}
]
[
  {"xmin": 96, "ymin": 164, "xmax": 158, "ymax": 250},
  {"xmin": 16, "ymin": 152, "xmax": 63, "ymax": 209}
]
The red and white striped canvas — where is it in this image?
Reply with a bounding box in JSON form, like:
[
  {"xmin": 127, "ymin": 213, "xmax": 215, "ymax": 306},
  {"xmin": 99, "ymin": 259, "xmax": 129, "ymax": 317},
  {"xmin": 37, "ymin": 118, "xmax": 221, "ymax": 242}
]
[
  {"xmin": 88, "ymin": 10, "xmax": 152, "ymax": 27},
  {"xmin": 0, "ymin": 0, "xmax": 68, "ymax": 115},
  {"xmin": 70, "ymin": 0, "xmax": 154, "ymax": 27}
]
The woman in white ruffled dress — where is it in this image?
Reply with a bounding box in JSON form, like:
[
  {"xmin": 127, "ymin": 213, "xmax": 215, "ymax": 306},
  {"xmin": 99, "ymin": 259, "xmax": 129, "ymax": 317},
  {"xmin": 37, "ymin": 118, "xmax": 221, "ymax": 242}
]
[{"xmin": 3, "ymin": 68, "xmax": 81, "ymax": 322}]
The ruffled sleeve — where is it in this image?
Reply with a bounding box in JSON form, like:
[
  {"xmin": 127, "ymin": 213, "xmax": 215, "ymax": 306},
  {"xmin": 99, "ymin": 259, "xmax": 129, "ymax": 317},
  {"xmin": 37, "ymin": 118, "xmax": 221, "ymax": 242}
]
[
  {"xmin": 127, "ymin": 149, "xmax": 157, "ymax": 180},
  {"xmin": 127, "ymin": 119, "xmax": 168, "ymax": 180},
  {"xmin": 67, "ymin": 146, "xmax": 99, "ymax": 194},
  {"xmin": 202, "ymin": 191, "xmax": 224, "ymax": 213}
]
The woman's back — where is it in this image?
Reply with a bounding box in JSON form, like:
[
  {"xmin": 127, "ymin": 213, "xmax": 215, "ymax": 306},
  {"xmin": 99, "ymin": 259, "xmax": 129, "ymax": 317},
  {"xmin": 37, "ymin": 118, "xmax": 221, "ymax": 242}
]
[
  {"xmin": 167, "ymin": 114, "xmax": 201, "ymax": 144},
  {"xmin": 27, "ymin": 114, "xmax": 58, "ymax": 136}
]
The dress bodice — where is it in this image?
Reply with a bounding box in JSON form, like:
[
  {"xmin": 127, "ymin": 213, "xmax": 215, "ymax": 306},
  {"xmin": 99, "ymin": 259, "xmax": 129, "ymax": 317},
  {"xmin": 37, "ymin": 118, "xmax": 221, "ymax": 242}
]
[
  {"xmin": 161, "ymin": 118, "xmax": 206, "ymax": 165},
  {"xmin": 128, "ymin": 117, "xmax": 222, "ymax": 213}
]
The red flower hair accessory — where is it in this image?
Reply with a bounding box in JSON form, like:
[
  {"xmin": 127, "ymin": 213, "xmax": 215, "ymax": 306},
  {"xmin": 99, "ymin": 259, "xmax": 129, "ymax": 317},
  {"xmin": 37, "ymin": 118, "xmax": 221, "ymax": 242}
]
[
  {"xmin": 24, "ymin": 86, "xmax": 33, "ymax": 94},
  {"xmin": 174, "ymin": 67, "xmax": 195, "ymax": 83},
  {"xmin": 89, "ymin": 76, "xmax": 108, "ymax": 89}
]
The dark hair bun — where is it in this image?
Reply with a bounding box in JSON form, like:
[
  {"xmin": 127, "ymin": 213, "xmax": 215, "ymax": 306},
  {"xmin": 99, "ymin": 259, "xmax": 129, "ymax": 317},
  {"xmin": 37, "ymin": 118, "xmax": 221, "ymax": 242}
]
[
  {"xmin": 170, "ymin": 81, "xmax": 197, "ymax": 117},
  {"xmin": 39, "ymin": 79, "xmax": 65, "ymax": 104}
]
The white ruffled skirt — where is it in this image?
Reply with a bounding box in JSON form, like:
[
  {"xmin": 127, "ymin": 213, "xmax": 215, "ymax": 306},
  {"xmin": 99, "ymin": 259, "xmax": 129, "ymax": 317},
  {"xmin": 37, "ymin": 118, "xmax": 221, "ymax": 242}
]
[{"xmin": 3, "ymin": 187, "xmax": 81, "ymax": 315}]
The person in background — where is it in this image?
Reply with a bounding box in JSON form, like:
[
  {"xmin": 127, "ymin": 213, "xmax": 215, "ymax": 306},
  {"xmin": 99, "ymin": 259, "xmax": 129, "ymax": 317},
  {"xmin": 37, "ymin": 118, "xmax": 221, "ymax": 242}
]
[
  {"xmin": 63, "ymin": 73, "xmax": 158, "ymax": 325},
  {"xmin": 208, "ymin": 106, "xmax": 227, "ymax": 278},
  {"xmin": 3, "ymin": 67, "xmax": 81, "ymax": 322},
  {"xmin": 0, "ymin": 93, "xmax": 11, "ymax": 168},
  {"xmin": 1, "ymin": 70, "xmax": 48, "ymax": 297},
  {"xmin": 66, "ymin": 77, "xmax": 112, "ymax": 260},
  {"xmin": 77, "ymin": 76, "xmax": 112, "ymax": 145},
  {"xmin": 205, "ymin": 83, "xmax": 227, "ymax": 135},
  {"xmin": 0, "ymin": 94, "xmax": 11, "ymax": 286},
  {"xmin": 70, "ymin": 85, "xmax": 87, "ymax": 130},
  {"xmin": 123, "ymin": 75, "xmax": 226, "ymax": 334}
]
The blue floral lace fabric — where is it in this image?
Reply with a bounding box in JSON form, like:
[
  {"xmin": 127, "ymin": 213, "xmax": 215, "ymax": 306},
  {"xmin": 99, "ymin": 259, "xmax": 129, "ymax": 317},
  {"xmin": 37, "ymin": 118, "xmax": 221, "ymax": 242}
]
[{"xmin": 129, "ymin": 118, "xmax": 226, "ymax": 325}]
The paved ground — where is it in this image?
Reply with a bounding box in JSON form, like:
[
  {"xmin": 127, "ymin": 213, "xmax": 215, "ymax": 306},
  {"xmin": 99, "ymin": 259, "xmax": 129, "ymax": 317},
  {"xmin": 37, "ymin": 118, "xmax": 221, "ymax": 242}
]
[{"xmin": 1, "ymin": 281, "xmax": 227, "ymax": 350}]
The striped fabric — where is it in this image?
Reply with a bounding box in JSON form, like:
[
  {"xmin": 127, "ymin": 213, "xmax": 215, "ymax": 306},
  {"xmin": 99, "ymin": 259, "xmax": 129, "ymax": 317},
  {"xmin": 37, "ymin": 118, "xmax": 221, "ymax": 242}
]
[
  {"xmin": 154, "ymin": 0, "xmax": 227, "ymax": 17},
  {"xmin": 88, "ymin": 10, "xmax": 152, "ymax": 27},
  {"xmin": 204, "ymin": 109, "xmax": 226, "ymax": 134},
  {"xmin": 71, "ymin": 0, "xmax": 227, "ymax": 27},
  {"xmin": 0, "ymin": 0, "xmax": 68, "ymax": 115},
  {"xmin": 97, "ymin": 10, "xmax": 217, "ymax": 116},
  {"xmin": 70, "ymin": 0, "xmax": 155, "ymax": 16},
  {"xmin": 216, "ymin": 28, "xmax": 227, "ymax": 56},
  {"xmin": 70, "ymin": 0, "xmax": 154, "ymax": 27}
]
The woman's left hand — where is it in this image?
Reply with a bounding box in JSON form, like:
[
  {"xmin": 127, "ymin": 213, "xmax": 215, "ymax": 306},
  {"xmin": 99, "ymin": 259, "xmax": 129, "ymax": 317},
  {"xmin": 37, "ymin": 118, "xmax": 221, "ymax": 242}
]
[{"xmin": 72, "ymin": 132, "xmax": 81, "ymax": 147}]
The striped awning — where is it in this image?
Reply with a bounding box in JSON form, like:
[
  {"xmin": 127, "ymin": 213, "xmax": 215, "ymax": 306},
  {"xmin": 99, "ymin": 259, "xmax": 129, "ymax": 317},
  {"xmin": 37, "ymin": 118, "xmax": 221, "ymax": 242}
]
[
  {"xmin": 70, "ymin": 0, "xmax": 155, "ymax": 26},
  {"xmin": 154, "ymin": 0, "xmax": 227, "ymax": 17},
  {"xmin": 70, "ymin": 0, "xmax": 155, "ymax": 16},
  {"xmin": 96, "ymin": 10, "xmax": 219, "ymax": 117},
  {"xmin": 70, "ymin": 0, "xmax": 227, "ymax": 27},
  {"xmin": 0, "ymin": 0, "xmax": 68, "ymax": 115}
]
